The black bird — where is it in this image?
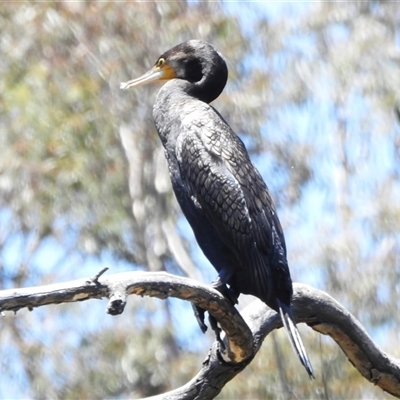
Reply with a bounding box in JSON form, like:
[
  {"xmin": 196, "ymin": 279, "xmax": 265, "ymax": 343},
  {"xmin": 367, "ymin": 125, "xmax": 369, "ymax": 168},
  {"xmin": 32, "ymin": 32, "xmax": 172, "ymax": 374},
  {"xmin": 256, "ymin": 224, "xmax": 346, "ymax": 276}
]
[{"xmin": 121, "ymin": 40, "xmax": 314, "ymax": 378}]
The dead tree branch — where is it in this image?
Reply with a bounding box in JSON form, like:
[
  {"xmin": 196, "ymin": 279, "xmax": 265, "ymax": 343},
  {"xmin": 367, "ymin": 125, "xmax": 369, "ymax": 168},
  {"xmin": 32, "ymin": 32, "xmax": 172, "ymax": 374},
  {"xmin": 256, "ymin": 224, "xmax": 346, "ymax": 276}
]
[{"xmin": 0, "ymin": 272, "xmax": 399, "ymax": 398}]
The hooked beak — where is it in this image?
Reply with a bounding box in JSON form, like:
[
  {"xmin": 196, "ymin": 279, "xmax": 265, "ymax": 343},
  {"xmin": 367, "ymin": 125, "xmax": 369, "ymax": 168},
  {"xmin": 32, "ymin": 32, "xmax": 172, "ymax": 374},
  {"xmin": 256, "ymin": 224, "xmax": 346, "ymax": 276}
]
[{"xmin": 120, "ymin": 63, "xmax": 176, "ymax": 90}]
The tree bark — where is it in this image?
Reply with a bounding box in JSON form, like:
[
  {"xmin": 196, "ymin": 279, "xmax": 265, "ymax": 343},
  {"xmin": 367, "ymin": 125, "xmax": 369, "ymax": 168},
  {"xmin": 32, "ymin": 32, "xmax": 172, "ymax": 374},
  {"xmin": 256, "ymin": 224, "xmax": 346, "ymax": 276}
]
[{"xmin": 0, "ymin": 271, "xmax": 399, "ymax": 398}]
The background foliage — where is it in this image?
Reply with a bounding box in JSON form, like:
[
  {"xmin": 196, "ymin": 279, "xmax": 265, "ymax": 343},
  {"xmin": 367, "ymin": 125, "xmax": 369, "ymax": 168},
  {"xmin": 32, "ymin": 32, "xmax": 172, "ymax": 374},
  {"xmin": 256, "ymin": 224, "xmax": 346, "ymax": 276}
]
[{"xmin": 1, "ymin": 2, "xmax": 399, "ymax": 399}]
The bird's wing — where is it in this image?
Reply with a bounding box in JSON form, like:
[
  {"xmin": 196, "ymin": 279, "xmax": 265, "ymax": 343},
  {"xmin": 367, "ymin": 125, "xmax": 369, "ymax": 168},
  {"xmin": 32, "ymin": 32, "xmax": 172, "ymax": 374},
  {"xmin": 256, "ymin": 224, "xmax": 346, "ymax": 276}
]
[
  {"xmin": 176, "ymin": 121, "xmax": 253, "ymax": 254},
  {"xmin": 176, "ymin": 104, "xmax": 287, "ymax": 301}
]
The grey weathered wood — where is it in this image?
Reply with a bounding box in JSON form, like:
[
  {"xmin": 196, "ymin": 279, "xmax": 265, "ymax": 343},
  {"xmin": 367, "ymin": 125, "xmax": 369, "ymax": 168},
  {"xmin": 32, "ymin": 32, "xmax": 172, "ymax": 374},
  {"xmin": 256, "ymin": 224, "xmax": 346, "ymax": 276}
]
[
  {"xmin": 1, "ymin": 272, "xmax": 399, "ymax": 398},
  {"xmin": 0, "ymin": 271, "xmax": 252, "ymax": 364}
]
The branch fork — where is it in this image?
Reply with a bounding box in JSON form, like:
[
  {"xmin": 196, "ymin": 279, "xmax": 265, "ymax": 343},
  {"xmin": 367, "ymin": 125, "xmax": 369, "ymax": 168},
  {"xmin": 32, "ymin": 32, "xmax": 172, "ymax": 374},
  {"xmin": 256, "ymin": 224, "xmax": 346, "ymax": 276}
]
[{"xmin": 1, "ymin": 271, "xmax": 399, "ymax": 398}]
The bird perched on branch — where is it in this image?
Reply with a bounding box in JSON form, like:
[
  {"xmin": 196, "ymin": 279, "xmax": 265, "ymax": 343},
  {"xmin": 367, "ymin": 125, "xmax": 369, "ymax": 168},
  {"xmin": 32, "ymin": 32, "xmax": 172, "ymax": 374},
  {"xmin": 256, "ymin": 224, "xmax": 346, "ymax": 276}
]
[{"xmin": 121, "ymin": 40, "xmax": 314, "ymax": 378}]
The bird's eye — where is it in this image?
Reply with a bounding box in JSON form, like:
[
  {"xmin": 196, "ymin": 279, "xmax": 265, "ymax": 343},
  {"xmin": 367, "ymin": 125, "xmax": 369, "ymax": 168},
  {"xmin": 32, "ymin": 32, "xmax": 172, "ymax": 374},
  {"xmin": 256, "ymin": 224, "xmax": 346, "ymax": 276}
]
[{"xmin": 157, "ymin": 58, "xmax": 165, "ymax": 68}]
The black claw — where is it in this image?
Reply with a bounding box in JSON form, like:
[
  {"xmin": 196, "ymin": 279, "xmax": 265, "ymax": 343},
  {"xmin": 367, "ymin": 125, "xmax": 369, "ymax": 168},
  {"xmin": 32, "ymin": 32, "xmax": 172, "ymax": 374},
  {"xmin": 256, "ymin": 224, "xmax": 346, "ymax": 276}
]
[
  {"xmin": 192, "ymin": 304, "xmax": 208, "ymax": 333},
  {"xmin": 191, "ymin": 279, "xmax": 237, "ymax": 347}
]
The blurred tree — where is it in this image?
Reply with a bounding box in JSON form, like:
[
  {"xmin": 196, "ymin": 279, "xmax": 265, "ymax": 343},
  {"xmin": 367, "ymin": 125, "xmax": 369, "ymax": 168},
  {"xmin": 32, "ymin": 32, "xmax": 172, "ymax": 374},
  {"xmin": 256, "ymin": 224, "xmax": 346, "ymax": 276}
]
[
  {"xmin": 0, "ymin": 1, "xmax": 399, "ymax": 399},
  {"xmin": 219, "ymin": 2, "xmax": 400, "ymax": 398},
  {"xmin": 0, "ymin": 2, "xmax": 253, "ymax": 398}
]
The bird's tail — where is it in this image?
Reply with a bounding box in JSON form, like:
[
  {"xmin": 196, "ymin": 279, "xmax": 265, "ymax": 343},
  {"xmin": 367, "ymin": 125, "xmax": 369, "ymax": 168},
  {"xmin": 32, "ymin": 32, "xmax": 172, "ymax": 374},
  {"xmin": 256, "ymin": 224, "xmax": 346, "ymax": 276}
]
[{"xmin": 278, "ymin": 300, "xmax": 315, "ymax": 379}]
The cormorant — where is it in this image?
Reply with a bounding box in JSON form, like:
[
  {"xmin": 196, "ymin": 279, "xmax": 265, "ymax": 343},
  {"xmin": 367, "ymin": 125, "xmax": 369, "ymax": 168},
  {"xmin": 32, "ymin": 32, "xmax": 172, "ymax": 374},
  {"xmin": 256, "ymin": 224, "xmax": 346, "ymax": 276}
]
[{"xmin": 121, "ymin": 40, "xmax": 314, "ymax": 378}]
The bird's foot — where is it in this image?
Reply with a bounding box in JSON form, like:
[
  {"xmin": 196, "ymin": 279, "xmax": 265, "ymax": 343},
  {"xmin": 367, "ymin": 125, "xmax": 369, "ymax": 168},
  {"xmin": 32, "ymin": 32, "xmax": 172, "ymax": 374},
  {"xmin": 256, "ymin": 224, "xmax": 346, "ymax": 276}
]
[
  {"xmin": 191, "ymin": 279, "xmax": 237, "ymax": 350},
  {"xmin": 191, "ymin": 304, "xmax": 208, "ymax": 333},
  {"xmin": 209, "ymin": 314, "xmax": 225, "ymax": 350},
  {"xmin": 191, "ymin": 304, "xmax": 225, "ymax": 349},
  {"xmin": 210, "ymin": 279, "xmax": 238, "ymax": 305}
]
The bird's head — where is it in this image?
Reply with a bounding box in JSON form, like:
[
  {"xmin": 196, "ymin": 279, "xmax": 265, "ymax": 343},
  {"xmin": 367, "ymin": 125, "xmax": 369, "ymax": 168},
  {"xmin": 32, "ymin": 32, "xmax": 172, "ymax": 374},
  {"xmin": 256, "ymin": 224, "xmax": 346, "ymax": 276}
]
[{"xmin": 120, "ymin": 40, "xmax": 227, "ymax": 103}]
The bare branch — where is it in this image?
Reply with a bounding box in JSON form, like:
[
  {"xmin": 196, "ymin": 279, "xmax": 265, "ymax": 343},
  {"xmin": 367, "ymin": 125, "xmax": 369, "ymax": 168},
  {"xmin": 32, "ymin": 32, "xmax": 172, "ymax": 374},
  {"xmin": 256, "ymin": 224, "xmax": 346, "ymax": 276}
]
[
  {"xmin": 86, "ymin": 267, "xmax": 110, "ymax": 284},
  {"xmin": 149, "ymin": 283, "xmax": 400, "ymax": 399},
  {"xmin": 0, "ymin": 271, "xmax": 252, "ymax": 364},
  {"xmin": 1, "ymin": 272, "xmax": 399, "ymax": 398}
]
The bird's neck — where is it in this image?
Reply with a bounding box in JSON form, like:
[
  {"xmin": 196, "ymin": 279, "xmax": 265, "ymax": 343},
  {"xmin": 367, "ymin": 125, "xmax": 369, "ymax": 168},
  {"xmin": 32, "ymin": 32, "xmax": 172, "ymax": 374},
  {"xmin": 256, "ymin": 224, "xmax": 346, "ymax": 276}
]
[{"xmin": 153, "ymin": 81, "xmax": 201, "ymax": 148}]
